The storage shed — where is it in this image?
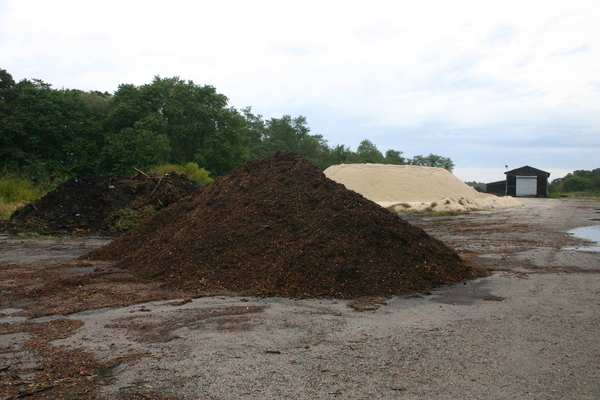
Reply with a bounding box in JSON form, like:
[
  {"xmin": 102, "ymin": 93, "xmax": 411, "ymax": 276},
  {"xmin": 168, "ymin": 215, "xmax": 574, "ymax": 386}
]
[
  {"xmin": 506, "ymin": 166, "xmax": 550, "ymax": 197},
  {"xmin": 485, "ymin": 180, "xmax": 506, "ymax": 195},
  {"xmin": 485, "ymin": 166, "xmax": 551, "ymax": 197}
]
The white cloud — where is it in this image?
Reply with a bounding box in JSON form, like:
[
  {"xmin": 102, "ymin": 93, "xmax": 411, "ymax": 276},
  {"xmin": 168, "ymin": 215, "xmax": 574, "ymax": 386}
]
[{"xmin": 1, "ymin": 0, "xmax": 599, "ymax": 182}]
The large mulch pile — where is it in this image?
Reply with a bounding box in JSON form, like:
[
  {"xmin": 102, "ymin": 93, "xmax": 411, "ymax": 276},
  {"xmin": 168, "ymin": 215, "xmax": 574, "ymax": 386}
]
[
  {"xmin": 3, "ymin": 173, "xmax": 201, "ymax": 235},
  {"xmin": 85, "ymin": 152, "xmax": 488, "ymax": 298}
]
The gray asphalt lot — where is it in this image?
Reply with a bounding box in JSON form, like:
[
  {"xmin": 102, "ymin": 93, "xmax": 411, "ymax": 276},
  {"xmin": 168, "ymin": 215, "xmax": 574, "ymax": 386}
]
[{"xmin": 2, "ymin": 198, "xmax": 599, "ymax": 399}]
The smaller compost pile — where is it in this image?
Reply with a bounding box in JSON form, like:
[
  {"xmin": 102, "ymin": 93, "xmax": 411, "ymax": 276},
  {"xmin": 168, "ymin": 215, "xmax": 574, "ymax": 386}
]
[
  {"xmin": 3, "ymin": 173, "xmax": 201, "ymax": 235},
  {"xmin": 86, "ymin": 152, "xmax": 488, "ymax": 298}
]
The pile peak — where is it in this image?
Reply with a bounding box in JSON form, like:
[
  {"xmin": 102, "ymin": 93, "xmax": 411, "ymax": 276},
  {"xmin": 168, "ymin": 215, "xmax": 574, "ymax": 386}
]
[{"xmin": 86, "ymin": 152, "xmax": 487, "ymax": 298}]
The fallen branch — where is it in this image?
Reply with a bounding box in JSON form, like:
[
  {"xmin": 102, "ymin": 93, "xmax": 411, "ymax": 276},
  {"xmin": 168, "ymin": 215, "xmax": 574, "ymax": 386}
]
[
  {"xmin": 149, "ymin": 174, "xmax": 166, "ymax": 198},
  {"xmin": 133, "ymin": 167, "xmax": 151, "ymax": 178}
]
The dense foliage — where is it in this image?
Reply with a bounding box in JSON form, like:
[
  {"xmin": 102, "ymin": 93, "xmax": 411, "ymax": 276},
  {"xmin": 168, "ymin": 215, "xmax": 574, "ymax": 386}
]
[
  {"xmin": 1, "ymin": 68, "xmax": 455, "ymax": 185},
  {"xmin": 549, "ymin": 169, "xmax": 600, "ymax": 196}
]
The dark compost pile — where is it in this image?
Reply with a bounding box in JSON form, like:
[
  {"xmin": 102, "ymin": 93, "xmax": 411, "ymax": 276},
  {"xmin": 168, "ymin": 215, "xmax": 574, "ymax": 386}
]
[
  {"xmin": 86, "ymin": 152, "xmax": 488, "ymax": 298},
  {"xmin": 3, "ymin": 173, "xmax": 201, "ymax": 235}
]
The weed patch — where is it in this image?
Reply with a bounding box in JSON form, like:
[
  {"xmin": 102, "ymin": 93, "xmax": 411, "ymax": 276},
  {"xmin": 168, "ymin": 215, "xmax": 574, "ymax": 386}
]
[{"xmin": 102, "ymin": 207, "xmax": 156, "ymax": 232}]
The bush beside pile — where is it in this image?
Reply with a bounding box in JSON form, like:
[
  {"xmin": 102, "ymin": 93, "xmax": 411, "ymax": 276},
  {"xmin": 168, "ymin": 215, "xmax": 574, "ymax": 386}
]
[
  {"xmin": 150, "ymin": 162, "xmax": 213, "ymax": 186},
  {"xmin": 0, "ymin": 175, "xmax": 46, "ymax": 219}
]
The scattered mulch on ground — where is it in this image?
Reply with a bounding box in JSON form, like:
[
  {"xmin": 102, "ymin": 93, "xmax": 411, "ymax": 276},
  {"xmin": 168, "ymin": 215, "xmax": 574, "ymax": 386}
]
[
  {"xmin": 86, "ymin": 152, "xmax": 489, "ymax": 298},
  {"xmin": 483, "ymin": 296, "xmax": 506, "ymax": 301},
  {"xmin": 0, "ymin": 258, "xmax": 200, "ymax": 399},
  {"xmin": 347, "ymin": 297, "xmax": 388, "ymax": 311},
  {"xmin": 2, "ymin": 173, "xmax": 202, "ymax": 235},
  {"xmin": 0, "ymin": 318, "xmax": 154, "ymax": 399},
  {"xmin": 104, "ymin": 305, "xmax": 266, "ymax": 343},
  {"xmin": 0, "ymin": 260, "xmax": 193, "ymax": 319},
  {"xmin": 0, "ymin": 318, "xmax": 99, "ymax": 399}
]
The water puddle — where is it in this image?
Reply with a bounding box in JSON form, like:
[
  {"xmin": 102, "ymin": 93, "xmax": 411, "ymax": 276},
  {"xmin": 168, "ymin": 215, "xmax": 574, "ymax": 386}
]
[{"xmin": 565, "ymin": 225, "xmax": 600, "ymax": 252}]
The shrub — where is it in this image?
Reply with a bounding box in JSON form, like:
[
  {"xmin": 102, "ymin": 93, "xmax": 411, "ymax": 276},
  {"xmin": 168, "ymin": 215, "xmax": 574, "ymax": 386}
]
[
  {"xmin": 102, "ymin": 207, "xmax": 155, "ymax": 232},
  {"xmin": 0, "ymin": 199, "xmax": 20, "ymax": 220},
  {"xmin": 560, "ymin": 176, "xmax": 594, "ymax": 192},
  {"xmin": 0, "ymin": 175, "xmax": 46, "ymax": 220},
  {"xmin": 438, "ymin": 210, "xmax": 464, "ymax": 216},
  {"xmin": 0, "ymin": 176, "xmax": 44, "ymax": 203},
  {"xmin": 151, "ymin": 162, "xmax": 214, "ymax": 186}
]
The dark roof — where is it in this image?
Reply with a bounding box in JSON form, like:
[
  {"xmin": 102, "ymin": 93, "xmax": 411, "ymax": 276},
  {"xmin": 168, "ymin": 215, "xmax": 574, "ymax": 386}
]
[
  {"xmin": 485, "ymin": 180, "xmax": 506, "ymax": 185},
  {"xmin": 505, "ymin": 165, "xmax": 550, "ymax": 177}
]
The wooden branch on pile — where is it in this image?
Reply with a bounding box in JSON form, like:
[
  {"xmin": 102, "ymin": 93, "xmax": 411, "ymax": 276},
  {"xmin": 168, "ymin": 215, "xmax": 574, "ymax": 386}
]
[{"xmin": 133, "ymin": 167, "xmax": 151, "ymax": 178}]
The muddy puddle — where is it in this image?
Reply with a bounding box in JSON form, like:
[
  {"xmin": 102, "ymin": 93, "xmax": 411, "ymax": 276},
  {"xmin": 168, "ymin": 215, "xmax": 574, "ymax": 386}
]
[{"xmin": 566, "ymin": 225, "xmax": 600, "ymax": 251}]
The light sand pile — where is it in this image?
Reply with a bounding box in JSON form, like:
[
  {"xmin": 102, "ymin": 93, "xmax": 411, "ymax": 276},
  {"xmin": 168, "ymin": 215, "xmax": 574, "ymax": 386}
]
[{"xmin": 324, "ymin": 164, "xmax": 522, "ymax": 212}]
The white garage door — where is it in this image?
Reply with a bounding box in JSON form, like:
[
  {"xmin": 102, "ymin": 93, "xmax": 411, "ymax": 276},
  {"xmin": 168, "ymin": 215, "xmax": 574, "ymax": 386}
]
[{"xmin": 516, "ymin": 176, "xmax": 537, "ymax": 196}]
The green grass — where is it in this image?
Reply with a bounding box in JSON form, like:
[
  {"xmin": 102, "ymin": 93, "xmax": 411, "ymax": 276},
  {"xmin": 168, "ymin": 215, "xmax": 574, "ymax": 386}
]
[
  {"xmin": 0, "ymin": 175, "xmax": 46, "ymax": 220},
  {"xmin": 0, "ymin": 176, "xmax": 44, "ymax": 203},
  {"xmin": 0, "ymin": 199, "xmax": 21, "ymax": 220},
  {"xmin": 549, "ymin": 191, "xmax": 600, "ymax": 200},
  {"xmin": 437, "ymin": 210, "xmax": 467, "ymax": 216}
]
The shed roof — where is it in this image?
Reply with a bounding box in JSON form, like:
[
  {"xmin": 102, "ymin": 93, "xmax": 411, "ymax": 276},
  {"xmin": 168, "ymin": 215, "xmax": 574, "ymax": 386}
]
[{"xmin": 505, "ymin": 165, "xmax": 550, "ymax": 177}]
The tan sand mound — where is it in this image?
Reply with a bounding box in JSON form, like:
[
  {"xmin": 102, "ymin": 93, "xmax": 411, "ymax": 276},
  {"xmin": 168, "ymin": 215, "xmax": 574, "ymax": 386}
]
[{"xmin": 324, "ymin": 164, "xmax": 522, "ymax": 212}]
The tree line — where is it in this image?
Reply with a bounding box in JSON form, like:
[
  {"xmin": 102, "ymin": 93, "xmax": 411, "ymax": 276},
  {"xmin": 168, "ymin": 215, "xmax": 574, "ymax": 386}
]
[
  {"xmin": 0, "ymin": 68, "xmax": 454, "ymax": 183},
  {"xmin": 549, "ymin": 169, "xmax": 600, "ymax": 195}
]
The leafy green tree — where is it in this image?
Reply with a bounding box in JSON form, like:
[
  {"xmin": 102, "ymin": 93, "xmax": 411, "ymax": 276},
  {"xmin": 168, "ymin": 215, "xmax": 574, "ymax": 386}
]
[
  {"xmin": 78, "ymin": 90, "xmax": 112, "ymax": 120},
  {"xmin": 263, "ymin": 115, "xmax": 303, "ymax": 153},
  {"xmin": 0, "ymin": 69, "xmax": 17, "ymax": 167},
  {"xmin": 107, "ymin": 83, "xmax": 153, "ymax": 133},
  {"xmin": 131, "ymin": 119, "xmax": 171, "ymax": 168},
  {"xmin": 572, "ymin": 169, "xmax": 600, "ymax": 187},
  {"xmin": 465, "ymin": 181, "xmax": 486, "ymax": 191},
  {"xmin": 560, "ymin": 176, "xmax": 594, "ymax": 192},
  {"xmin": 355, "ymin": 139, "xmax": 384, "ymax": 163},
  {"xmin": 313, "ymin": 143, "xmax": 352, "ymax": 170},
  {"xmin": 246, "ymin": 113, "xmax": 330, "ymax": 167},
  {"xmin": 0, "ymin": 68, "xmax": 16, "ymax": 115},
  {"xmin": 1, "ymin": 68, "xmax": 465, "ymax": 181},
  {"xmin": 384, "ymin": 149, "xmax": 406, "ymax": 165},
  {"xmin": 103, "ymin": 76, "xmax": 248, "ymax": 176},
  {"xmin": 550, "ymin": 169, "xmax": 600, "ymax": 194},
  {"xmin": 99, "ymin": 131, "xmax": 132, "ymax": 174},
  {"xmin": 100, "ymin": 112, "xmax": 171, "ymax": 174},
  {"xmin": 591, "ymin": 169, "xmax": 600, "ymax": 187},
  {"xmin": 330, "ymin": 144, "xmax": 352, "ymax": 164},
  {"xmin": 194, "ymin": 107, "xmax": 248, "ymax": 176},
  {"xmin": 241, "ymin": 107, "xmax": 269, "ymax": 159},
  {"xmin": 409, "ymin": 153, "xmax": 455, "ymax": 172},
  {"xmin": 0, "ymin": 75, "xmax": 104, "ymax": 179}
]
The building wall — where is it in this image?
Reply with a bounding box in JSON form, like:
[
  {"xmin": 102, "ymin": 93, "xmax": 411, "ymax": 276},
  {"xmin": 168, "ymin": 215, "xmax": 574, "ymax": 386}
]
[
  {"xmin": 486, "ymin": 166, "xmax": 550, "ymax": 197},
  {"xmin": 485, "ymin": 181, "xmax": 506, "ymax": 195},
  {"xmin": 506, "ymin": 172, "xmax": 548, "ymax": 197}
]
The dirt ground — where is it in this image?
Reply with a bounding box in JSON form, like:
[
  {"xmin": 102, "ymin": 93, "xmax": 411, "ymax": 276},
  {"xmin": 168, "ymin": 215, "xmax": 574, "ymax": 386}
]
[{"xmin": 1, "ymin": 197, "xmax": 599, "ymax": 399}]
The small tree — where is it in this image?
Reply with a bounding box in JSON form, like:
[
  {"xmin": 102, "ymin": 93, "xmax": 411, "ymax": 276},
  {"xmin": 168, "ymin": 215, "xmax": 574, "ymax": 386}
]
[
  {"xmin": 384, "ymin": 149, "xmax": 406, "ymax": 165},
  {"xmin": 409, "ymin": 153, "xmax": 455, "ymax": 172},
  {"xmin": 356, "ymin": 139, "xmax": 384, "ymax": 163}
]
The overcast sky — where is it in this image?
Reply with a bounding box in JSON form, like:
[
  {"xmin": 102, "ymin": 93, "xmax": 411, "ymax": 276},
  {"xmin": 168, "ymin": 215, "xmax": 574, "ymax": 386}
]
[{"xmin": 1, "ymin": 0, "xmax": 599, "ymax": 182}]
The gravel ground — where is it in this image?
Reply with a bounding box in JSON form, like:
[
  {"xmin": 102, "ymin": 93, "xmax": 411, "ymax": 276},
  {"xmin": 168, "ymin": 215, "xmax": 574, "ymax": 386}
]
[{"xmin": 1, "ymin": 198, "xmax": 599, "ymax": 399}]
